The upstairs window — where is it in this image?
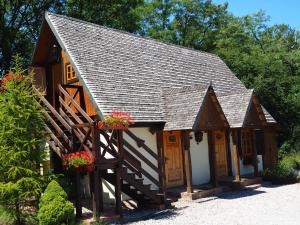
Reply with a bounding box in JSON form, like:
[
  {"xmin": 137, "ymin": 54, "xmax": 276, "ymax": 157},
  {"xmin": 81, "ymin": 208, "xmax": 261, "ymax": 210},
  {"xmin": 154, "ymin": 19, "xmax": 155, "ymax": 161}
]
[{"xmin": 66, "ymin": 64, "xmax": 76, "ymax": 81}]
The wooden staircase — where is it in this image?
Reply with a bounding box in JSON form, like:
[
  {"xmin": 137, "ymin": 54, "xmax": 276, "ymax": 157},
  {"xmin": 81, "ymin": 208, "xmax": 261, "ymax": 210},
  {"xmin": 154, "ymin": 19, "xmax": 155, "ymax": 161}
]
[{"xmin": 34, "ymin": 84, "xmax": 167, "ymax": 217}]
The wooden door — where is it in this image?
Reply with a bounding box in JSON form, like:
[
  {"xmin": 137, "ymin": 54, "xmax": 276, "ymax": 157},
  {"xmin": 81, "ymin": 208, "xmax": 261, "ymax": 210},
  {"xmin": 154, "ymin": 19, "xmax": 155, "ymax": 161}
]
[
  {"xmin": 163, "ymin": 131, "xmax": 184, "ymax": 187},
  {"xmin": 213, "ymin": 130, "xmax": 228, "ymax": 178},
  {"xmin": 263, "ymin": 129, "xmax": 278, "ymax": 169}
]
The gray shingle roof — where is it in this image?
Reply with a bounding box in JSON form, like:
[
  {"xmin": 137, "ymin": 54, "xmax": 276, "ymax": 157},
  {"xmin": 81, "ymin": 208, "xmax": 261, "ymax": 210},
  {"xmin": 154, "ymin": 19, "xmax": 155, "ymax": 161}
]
[
  {"xmin": 218, "ymin": 90, "xmax": 257, "ymax": 128},
  {"xmin": 162, "ymin": 84, "xmax": 209, "ymax": 131},
  {"xmin": 43, "ymin": 12, "xmax": 276, "ymax": 125}
]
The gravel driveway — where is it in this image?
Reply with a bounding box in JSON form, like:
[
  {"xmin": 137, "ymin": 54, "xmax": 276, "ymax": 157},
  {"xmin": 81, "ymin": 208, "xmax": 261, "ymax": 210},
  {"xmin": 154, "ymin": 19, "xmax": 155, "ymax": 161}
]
[{"xmin": 125, "ymin": 183, "xmax": 300, "ymax": 225}]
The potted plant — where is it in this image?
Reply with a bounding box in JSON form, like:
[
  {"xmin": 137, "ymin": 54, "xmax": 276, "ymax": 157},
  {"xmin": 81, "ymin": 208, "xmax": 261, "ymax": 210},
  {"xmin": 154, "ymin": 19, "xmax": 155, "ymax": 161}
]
[
  {"xmin": 63, "ymin": 150, "xmax": 95, "ymax": 172},
  {"xmin": 98, "ymin": 111, "xmax": 134, "ymax": 130}
]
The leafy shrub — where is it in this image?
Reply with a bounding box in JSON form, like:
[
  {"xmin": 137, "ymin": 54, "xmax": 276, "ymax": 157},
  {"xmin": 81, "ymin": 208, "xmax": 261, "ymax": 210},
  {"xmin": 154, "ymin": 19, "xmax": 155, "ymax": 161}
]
[
  {"xmin": 38, "ymin": 180, "xmax": 75, "ymax": 225},
  {"xmin": 280, "ymin": 152, "xmax": 300, "ymax": 171},
  {"xmin": 262, "ymin": 164, "xmax": 297, "ymax": 183},
  {"xmin": 262, "ymin": 152, "xmax": 300, "ymax": 184},
  {"xmin": 38, "ymin": 196, "xmax": 74, "ymax": 225},
  {"xmin": 39, "ymin": 180, "xmax": 68, "ymax": 207}
]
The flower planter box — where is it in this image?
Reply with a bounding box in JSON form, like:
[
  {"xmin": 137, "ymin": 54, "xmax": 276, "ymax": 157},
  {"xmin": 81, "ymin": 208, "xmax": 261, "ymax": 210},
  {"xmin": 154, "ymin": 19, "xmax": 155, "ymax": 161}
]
[
  {"xmin": 98, "ymin": 111, "xmax": 134, "ymax": 130},
  {"xmin": 63, "ymin": 151, "xmax": 95, "ymax": 173}
]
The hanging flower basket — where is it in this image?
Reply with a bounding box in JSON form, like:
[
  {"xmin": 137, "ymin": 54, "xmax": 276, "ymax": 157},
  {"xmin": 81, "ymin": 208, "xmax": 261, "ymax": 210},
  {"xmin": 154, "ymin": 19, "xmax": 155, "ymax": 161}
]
[
  {"xmin": 98, "ymin": 111, "xmax": 134, "ymax": 130},
  {"xmin": 63, "ymin": 151, "xmax": 95, "ymax": 172}
]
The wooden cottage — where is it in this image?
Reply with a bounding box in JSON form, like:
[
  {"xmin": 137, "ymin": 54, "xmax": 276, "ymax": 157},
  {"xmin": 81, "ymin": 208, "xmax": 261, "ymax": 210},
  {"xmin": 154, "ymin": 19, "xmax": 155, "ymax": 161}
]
[{"xmin": 31, "ymin": 12, "xmax": 278, "ymax": 218}]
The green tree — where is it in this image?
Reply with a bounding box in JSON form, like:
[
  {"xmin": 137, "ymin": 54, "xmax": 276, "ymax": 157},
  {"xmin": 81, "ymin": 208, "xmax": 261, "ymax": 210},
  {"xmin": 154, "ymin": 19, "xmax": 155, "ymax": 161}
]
[
  {"xmin": 214, "ymin": 12, "xmax": 300, "ymax": 151},
  {"xmin": 0, "ymin": 0, "xmax": 65, "ymax": 75},
  {"xmin": 66, "ymin": 0, "xmax": 143, "ymax": 33},
  {"xmin": 0, "ymin": 58, "xmax": 46, "ymax": 224},
  {"xmin": 136, "ymin": 0, "xmax": 228, "ymax": 50},
  {"xmin": 136, "ymin": 0, "xmax": 176, "ymax": 41}
]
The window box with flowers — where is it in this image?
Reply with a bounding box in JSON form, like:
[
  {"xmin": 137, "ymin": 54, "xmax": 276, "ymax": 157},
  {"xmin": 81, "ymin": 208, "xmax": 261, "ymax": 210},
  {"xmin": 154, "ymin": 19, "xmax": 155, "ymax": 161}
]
[
  {"xmin": 98, "ymin": 111, "xmax": 134, "ymax": 130},
  {"xmin": 63, "ymin": 151, "xmax": 95, "ymax": 172}
]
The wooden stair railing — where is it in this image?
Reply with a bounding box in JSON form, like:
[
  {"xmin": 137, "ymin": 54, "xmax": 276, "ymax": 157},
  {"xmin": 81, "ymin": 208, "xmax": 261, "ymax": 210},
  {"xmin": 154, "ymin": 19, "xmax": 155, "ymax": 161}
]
[
  {"xmin": 33, "ymin": 87, "xmax": 72, "ymax": 157},
  {"xmin": 35, "ymin": 84, "xmax": 166, "ymax": 212}
]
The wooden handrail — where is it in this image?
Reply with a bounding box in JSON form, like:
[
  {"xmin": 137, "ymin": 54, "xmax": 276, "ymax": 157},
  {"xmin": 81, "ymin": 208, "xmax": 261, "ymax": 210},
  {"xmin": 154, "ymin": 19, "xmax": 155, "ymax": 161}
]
[{"xmin": 59, "ymin": 85, "xmax": 92, "ymax": 123}]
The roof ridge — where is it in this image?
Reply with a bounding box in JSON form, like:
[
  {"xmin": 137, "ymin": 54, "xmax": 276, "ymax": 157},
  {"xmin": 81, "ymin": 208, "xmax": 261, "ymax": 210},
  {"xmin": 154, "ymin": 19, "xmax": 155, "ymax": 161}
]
[
  {"xmin": 161, "ymin": 83, "xmax": 210, "ymax": 95},
  {"xmin": 45, "ymin": 11, "xmax": 220, "ymax": 59},
  {"xmin": 218, "ymin": 89, "xmax": 253, "ymax": 97}
]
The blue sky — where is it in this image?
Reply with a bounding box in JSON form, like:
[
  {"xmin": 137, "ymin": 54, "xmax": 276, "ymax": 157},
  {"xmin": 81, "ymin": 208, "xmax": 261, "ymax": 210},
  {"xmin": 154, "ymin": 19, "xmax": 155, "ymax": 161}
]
[{"xmin": 212, "ymin": 0, "xmax": 300, "ymax": 30}]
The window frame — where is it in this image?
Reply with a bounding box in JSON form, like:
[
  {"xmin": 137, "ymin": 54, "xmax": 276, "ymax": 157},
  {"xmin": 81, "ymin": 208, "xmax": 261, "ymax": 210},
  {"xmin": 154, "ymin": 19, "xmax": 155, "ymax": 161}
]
[{"xmin": 65, "ymin": 63, "xmax": 78, "ymax": 83}]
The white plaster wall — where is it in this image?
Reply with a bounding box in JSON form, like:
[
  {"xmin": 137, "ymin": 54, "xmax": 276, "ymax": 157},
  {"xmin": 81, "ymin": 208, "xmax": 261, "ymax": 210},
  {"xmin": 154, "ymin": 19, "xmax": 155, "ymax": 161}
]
[
  {"xmin": 190, "ymin": 132, "xmax": 211, "ymax": 185},
  {"xmin": 229, "ymin": 134, "xmax": 264, "ymax": 176}
]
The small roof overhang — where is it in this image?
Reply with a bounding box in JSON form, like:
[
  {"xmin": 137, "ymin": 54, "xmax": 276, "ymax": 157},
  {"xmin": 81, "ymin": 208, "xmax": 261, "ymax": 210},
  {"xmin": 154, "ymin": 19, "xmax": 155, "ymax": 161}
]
[
  {"xmin": 162, "ymin": 84, "xmax": 229, "ymax": 131},
  {"xmin": 218, "ymin": 90, "xmax": 267, "ymax": 129}
]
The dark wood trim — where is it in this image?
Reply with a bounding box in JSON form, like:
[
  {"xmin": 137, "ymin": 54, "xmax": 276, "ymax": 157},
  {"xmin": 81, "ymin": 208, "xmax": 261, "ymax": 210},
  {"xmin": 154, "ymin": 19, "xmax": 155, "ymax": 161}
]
[
  {"xmin": 115, "ymin": 166, "xmax": 122, "ymax": 218},
  {"xmin": 231, "ymin": 129, "xmax": 241, "ymax": 181},
  {"xmin": 181, "ymin": 132, "xmax": 187, "ymax": 187},
  {"xmin": 182, "ymin": 130, "xmax": 193, "ymax": 193},
  {"xmin": 225, "ymin": 129, "xmax": 233, "ymax": 176},
  {"xmin": 129, "ymin": 122, "xmax": 165, "ymax": 128},
  {"xmin": 156, "ymin": 130, "xmax": 166, "ymax": 197},
  {"xmin": 72, "ymin": 130, "xmax": 82, "ymax": 218},
  {"xmin": 92, "ymin": 121, "xmax": 102, "ymax": 218}
]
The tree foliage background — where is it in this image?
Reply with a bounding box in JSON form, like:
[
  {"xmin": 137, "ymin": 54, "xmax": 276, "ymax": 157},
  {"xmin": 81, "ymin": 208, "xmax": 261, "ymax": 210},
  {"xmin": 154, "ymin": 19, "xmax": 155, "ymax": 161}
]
[{"xmin": 0, "ymin": 0, "xmax": 299, "ymax": 154}]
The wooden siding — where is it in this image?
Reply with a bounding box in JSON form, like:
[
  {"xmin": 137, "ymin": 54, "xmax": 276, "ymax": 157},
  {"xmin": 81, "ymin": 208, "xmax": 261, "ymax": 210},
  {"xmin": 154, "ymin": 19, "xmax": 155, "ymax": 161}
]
[{"xmin": 61, "ymin": 51, "xmax": 97, "ymax": 116}]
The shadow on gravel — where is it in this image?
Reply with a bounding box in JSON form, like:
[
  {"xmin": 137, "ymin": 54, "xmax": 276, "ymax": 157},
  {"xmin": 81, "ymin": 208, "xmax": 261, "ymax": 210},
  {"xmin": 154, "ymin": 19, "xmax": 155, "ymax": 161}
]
[
  {"xmin": 216, "ymin": 188, "xmax": 266, "ymax": 200},
  {"xmin": 112, "ymin": 206, "xmax": 188, "ymax": 225}
]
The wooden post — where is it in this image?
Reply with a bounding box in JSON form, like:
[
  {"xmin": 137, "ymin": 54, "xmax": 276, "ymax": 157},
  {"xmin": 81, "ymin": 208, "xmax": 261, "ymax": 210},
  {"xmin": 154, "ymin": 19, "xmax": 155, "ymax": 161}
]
[
  {"xmin": 156, "ymin": 129, "xmax": 166, "ymax": 202},
  {"xmin": 72, "ymin": 129, "xmax": 82, "ymax": 218},
  {"xmin": 115, "ymin": 166, "xmax": 122, "ymax": 218},
  {"xmin": 75, "ymin": 171, "xmax": 82, "ymax": 218},
  {"xmin": 232, "ymin": 129, "xmax": 241, "ymax": 181},
  {"xmin": 92, "ymin": 122, "xmax": 102, "ymax": 219},
  {"xmin": 252, "ymin": 129, "xmax": 259, "ymax": 177},
  {"xmin": 225, "ymin": 129, "xmax": 233, "ymax": 176},
  {"xmin": 182, "ymin": 130, "xmax": 193, "ymax": 193},
  {"xmin": 115, "ymin": 130, "xmax": 123, "ymax": 217},
  {"xmin": 207, "ymin": 130, "xmax": 216, "ymax": 186}
]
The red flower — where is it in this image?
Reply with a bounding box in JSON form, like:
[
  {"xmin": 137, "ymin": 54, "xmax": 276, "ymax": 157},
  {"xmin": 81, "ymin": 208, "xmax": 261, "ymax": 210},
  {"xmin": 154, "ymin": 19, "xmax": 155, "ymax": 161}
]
[
  {"xmin": 63, "ymin": 150, "xmax": 95, "ymax": 170},
  {"xmin": 97, "ymin": 111, "xmax": 135, "ymax": 130},
  {"xmin": 1, "ymin": 71, "xmax": 24, "ymax": 87}
]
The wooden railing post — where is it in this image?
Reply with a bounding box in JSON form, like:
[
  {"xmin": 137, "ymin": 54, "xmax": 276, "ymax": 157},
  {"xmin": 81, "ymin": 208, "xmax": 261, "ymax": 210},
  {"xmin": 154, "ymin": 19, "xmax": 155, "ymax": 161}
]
[
  {"xmin": 115, "ymin": 130, "xmax": 123, "ymax": 217},
  {"xmin": 72, "ymin": 129, "xmax": 82, "ymax": 218},
  {"xmin": 182, "ymin": 130, "xmax": 193, "ymax": 193},
  {"xmin": 156, "ymin": 129, "xmax": 166, "ymax": 200},
  {"xmin": 92, "ymin": 121, "xmax": 102, "ymax": 219},
  {"xmin": 232, "ymin": 129, "xmax": 241, "ymax": 181}
]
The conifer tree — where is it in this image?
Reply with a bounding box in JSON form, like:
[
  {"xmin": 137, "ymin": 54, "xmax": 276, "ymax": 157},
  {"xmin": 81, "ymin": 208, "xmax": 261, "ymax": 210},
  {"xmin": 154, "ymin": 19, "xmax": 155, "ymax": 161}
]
[{"xmin": 0, "ymin": 57, "xmax": 46, "ymax": 224}]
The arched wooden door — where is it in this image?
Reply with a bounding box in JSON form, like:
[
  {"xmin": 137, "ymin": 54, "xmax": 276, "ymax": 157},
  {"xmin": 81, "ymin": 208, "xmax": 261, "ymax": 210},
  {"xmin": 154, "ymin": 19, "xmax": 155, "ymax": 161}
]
[
  {"xmin": 163, "ymin": 131, "xmax": 184, "ymax": 187},
  {"xmin": 213, "ymin": 130, "xmax": 228, "ymax": 178}
]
